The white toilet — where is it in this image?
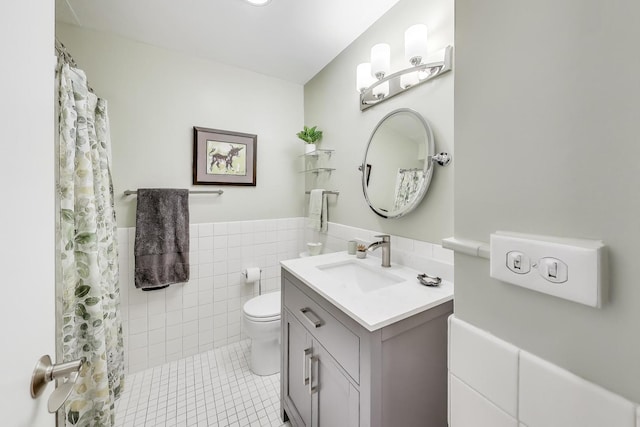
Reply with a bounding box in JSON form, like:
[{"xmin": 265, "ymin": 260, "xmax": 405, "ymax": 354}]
[{"xmin": 242, "ymin": 291, "xmax": 281, "ymax": 376}]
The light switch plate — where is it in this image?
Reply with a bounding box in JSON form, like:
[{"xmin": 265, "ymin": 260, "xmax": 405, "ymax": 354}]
[{"xmin": 489, "ymin": 231, "xmax": 607, "ymax": 307}]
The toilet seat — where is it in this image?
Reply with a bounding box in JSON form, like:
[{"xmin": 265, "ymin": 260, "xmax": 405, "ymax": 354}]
[{"xmin": 243, "ymin": 291, "xmax": 281, "ymax": 322}]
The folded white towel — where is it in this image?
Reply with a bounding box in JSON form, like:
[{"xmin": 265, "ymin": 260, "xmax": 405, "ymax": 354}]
[{"xmin": 308, "ymin": 189, "xmax": 327, "ymax": 232}]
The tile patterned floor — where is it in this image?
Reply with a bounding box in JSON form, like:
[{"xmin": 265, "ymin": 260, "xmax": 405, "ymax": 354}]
[{"xmin": 115, "ymin": 340, "xmax": 290, "ymax": 427}]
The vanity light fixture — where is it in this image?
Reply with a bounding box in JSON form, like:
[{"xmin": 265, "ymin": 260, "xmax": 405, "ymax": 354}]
[
  {"xmin": 357, "ymin": 24, "xmax": 453, "ymax": 111},
  {"xmin": 244, "ymin": 0, "xmax": 272, "ymax": 6}
]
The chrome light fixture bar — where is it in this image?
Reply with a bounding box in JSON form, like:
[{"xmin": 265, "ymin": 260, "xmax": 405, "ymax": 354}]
[{"xmin": 359, "ymin": 45, "xmax": 453, "ymax": 111}]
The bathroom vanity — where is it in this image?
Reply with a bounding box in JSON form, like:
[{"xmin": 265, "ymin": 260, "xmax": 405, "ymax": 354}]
[{"xmin": 280, "ymin": 252, "xmax": 453, "ymax": 427}]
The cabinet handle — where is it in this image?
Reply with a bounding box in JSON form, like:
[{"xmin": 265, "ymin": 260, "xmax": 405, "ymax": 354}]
[
  {"xmin": 308, "ymin": 355, "xmax": 318, "ymax": 395},
  {"xmin": 300, "ymin": 307, "xmax": 323, "ymax": 328},
  {"xmin": 303, "ymin": 348, "xmax": 312, "ymax": 386}
]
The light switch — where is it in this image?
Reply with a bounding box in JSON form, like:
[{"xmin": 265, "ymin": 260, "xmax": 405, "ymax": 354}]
[
  {"xmin": 490, "ymin": 231, "xmax": 607, "ymax": 308},
  {"xmin": 507, "ymin": 251, "xmax": 530, "ymax": 274},
  {"xmin": 538, "ymin": 257, "xmax": 568, "ymax": 283}
]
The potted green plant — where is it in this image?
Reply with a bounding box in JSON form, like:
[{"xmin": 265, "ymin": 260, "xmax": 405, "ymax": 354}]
[
  {"xmin": 356, "ymin": 243, "xmax": 367, "ymax": 259},
  {"xmin": 297, "ymin": 125, "xmax": 323, "ymax": 154}
]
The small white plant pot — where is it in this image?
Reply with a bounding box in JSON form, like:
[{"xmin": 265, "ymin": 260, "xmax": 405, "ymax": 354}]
[
  {"xmin": 356, "ymin": 250, "xmax": 367, "ymax": 259},
  {"xmin": 305, "ymin": 144, "xmax": 317, "ymax": 154},
  {"xmin": 307, "ymin": 242, "xmax": 323, "ymax": 256}
]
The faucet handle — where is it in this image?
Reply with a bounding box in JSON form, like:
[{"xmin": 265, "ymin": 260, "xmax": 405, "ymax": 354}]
[{"xmin": 374, "ymin": 234, "xmax": 390, "ymax": 242}]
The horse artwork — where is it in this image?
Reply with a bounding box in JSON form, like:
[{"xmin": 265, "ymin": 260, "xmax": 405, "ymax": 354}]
[
  {"xmin": 206, "ymin": 142, "xmax": 246, "ymax": 176},
  {"xmin": 193, "ymin": 126, "xmax": 256, "ymax": 186}
]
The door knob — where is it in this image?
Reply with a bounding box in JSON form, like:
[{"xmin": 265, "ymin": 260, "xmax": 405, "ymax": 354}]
[{"xmin": 30, "ymin": 355, "xmax": 83, "ymax": 413}]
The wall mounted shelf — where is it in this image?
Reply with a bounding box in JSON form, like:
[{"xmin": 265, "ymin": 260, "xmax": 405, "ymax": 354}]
[
  {"xmin": 299, "ymin": 149, "xmax": 334, "ymax": 158},
  {"xmin": 300, "ymin": 168, "xmax": 335, "ymax": 175}
]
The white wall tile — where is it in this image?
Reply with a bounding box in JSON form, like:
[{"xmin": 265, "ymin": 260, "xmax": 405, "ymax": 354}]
[
  {"xmin": 227, "ymin": 259, "xmax": 242, "ymax": 275},
  {"xmin": 227, "ymin": 221, "xmax": 242, "ymax": 235},
  {"xmin": 165, "ymin": 288, "xmax": 182, "ymax": 312},
  {"xmin": 129, "ymin": 332, "xmax": 148, "ymax": 350},
  {"xmin": 199, "ymin": 330, "xmax": 214, "ymax": 346},
  {"xmin": 199, "ymin": 303, "xmax": 214, "ymax": 318},
  {"xmin": 183, "ymin": 334, "xmax": 198, "ymax": 351},
  {"xmin": 129, "ymin": 302, "xmax": 148, "ymax": 320},
  {"xmin": 198, "ymin": 315, "xmax": 213, "ymax": 331},
  {"xmin": 450, "ymin": 374, "xmax": 518, "ymax": 427},
  {"xmin": 228, "ymin": 322, "xmax": 241, "ymax": 337},
  {"xmin": 213, "ymin": 326, "xmax": 227, "ymax": 343},
  {"xmin": 449, "ymin": 317, "xmax": 519, "ymax": 417},
  {"xmin": 213, "ymin": 313, "xmax": 227, "ymax": 328},
  {"xmin": 213, "ymin": 222, "xmax": 228, "ymax": 236},
  {"xmin": 129, "ymin": 317, "xmax": 148, "ymax": 335},
  {"xmin": 149, "ymin": 328, "xmax": 165, "ymax": 346},
  {"xmin": 166, "ymin": 324, "xmax": 182, "ymax": 341},
  {"xmin": 183, "ymin": 320, "xmax": 198, "ymax": 337},
  {"xmin": 198, "ymin": 236, "xmax": 213, "ymax": 251},
  {"xmin": 128, "ymin": 348, "xmax": 148, "ymax": 368},
  {"xmin": 198, "ymin": 263, "xmax": 214, "ymax": 278},
  {"xmin": 166, "ymin": 337, "xmax": 182, "ymax": 356},
  {"xmin": 213, "ymin": 288, "xmax": 228, "ymax": 303},
  {"xmin": 183, "ymin": 292, "xmax": 198, "ymax": 309},
  {"xmin": 213, "ymin": 261, "xmax": 228, "ymax": 276},
  {"xmin": 120, "ymin": 221, "xmax": 329, "ymax": 375},
  {"xmin": 519, "ymin": 351, "xmax": 637, "ymax": 427},
  {"xmin": 148, "ymin": 342, "xmax": 165, "ymax": 359},
  {"xmin": 198, "ymin": 223, "xmax": 213, "ymax": 237},
  {"xmin": 148, "ymin": 313, "xmax": 165, "ymax": 330},
  {"xmin": 213, "ymin": 247, "xmax": 228, "ymax": 262},
  {"xmin": 147, "ymin": 293, "xmax": 165, "ymax": 315},
  {"xmin": 414, "ymin": 240, "xmax": 434, "ymax": 258},
  {"xmin": 433, "ymin": 244, "xmax": 454, "ymax": 264}
]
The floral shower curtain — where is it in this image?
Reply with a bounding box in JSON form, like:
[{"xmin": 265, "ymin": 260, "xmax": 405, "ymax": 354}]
[
  {"xmin": 392, "ymin": 168, "xmax": 426, "ymax": 211},
  {"xmin": 57, "ymin": 52, "xmax": 124, "ymax": 426}
]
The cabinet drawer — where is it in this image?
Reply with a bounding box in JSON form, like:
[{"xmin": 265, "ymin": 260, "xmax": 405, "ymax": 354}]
[{"xmin": 284, "ymin": 277, "xmax": 360, "ymax": 383}]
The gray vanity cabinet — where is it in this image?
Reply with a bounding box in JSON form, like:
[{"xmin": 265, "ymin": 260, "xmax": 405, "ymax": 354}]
[
  {"xmin": 281, "ymin": 269, "xmax": 453, "ymax": 427},
  {"xmin": 285, "ymin": 311, "xmax": 312, "ymax": 425},
  {"xmin": 283, "ymin": 310, "xmax": 359, "ymax": 427}
]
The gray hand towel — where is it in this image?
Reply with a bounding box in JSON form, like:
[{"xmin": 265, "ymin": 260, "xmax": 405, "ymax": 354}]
[{"xmin": 134, "ymin": 188, "xmax": 190, "ymax": 291}]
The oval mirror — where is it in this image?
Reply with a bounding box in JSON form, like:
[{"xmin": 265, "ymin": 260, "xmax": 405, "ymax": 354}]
[{"xmin": 361, "ymin": 108, "xmax": 438, "ymax": 218}]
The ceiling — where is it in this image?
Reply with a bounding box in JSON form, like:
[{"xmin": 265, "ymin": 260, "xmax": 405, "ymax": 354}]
[{"xmin": 55, "ymin": 0, "xmax": 401, "ymax": 85}]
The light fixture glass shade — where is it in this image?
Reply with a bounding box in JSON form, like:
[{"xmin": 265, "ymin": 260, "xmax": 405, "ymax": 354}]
[
  {"xmin": 371, "ymin": 43, "xmax": 390, "ymax": 79},
  {"xmin": 356, "ymin": 63, "xmax": 376, "ymax": 93},
  {"xmin": 245, "ymin": 0, "xmax": 272, "ymax": 5},
  {"xmin": 400, "ymin": 71, "xmax": 419, "ymax": 89},
  {"xmin": 405, "ymin": 24, "xmax": 428, "ymax": 65},
  {"xmin": 372, "ymin": 81, "xmax": 389, "ymax": 99}
]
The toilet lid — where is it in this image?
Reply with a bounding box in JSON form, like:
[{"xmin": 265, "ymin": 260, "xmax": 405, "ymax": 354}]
[{"xmin": 243, "ymin": 291, "xmax": 281, "ymax": 321}]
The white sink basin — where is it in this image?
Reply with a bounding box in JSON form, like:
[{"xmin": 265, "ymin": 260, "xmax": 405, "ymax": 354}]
[{"xmin": 317, "ymin": 260, "xmax": 405, "ymax": 293}]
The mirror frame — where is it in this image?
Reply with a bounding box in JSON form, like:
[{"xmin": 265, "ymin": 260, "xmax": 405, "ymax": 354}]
[{"xmin": 361, "ymin": 108, "xmax": 435, "ymax": 219}]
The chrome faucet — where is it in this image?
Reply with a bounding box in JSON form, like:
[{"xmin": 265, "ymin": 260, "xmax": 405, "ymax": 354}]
[{"xmin": 367, "ymin": 234, "xmax": 391, "ymax": 268}]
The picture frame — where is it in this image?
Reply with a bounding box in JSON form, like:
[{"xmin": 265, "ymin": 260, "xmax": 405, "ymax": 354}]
[{"xmin": 193, "ymin": 126, "xmax": 257, "ymax": 186}]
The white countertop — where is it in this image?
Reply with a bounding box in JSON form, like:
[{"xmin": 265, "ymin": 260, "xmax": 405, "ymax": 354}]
[{"xmin": 281, "ymin": 251, "xmax": 454, "ymax": 332}]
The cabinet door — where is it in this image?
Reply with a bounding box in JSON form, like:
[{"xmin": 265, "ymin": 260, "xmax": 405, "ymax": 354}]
[
  {"xmin": 285, "ymin": 311, "xmax": 313, "ymax": 426},
  {"xmin": 313, "ymin": 342, "xmax": 360, "ymax": 427}
]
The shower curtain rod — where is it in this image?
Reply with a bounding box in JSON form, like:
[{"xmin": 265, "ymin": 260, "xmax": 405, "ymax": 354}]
[{"xmin": 124, "ymin": 189, "xmax": 224, "ymax": 196}]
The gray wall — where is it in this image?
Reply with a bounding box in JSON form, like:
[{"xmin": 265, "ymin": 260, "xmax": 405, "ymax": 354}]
[
  {"xmin": 455, "ymin": 0, "xmax": 640, "ymax": 402},
  {"xmin": 303, "ymin": 0, "xmax": 454, "ymax": 244},
  {"xmin": 57, "ymin": 23, "xmax": 304, "ymax": 227}
]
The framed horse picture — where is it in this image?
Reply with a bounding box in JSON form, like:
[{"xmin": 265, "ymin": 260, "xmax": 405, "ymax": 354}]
[{"xmin": 193, "ymin": 127, "xmax": 257, "ymax": 186}]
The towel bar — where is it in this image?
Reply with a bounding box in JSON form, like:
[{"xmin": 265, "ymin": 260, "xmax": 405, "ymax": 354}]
[
  {"xmin": 304, "ymin": 190, "xmax": 339, "ymax": 195},
  {"xmin": 124, "ymin": 189, "xmax": 224, "ymax": 196}
]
